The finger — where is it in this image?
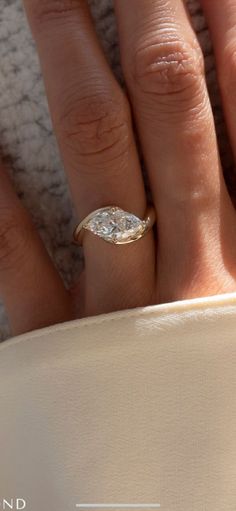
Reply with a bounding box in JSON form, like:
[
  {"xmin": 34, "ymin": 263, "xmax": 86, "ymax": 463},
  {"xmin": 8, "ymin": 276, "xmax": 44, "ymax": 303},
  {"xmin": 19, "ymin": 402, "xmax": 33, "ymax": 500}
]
[
  {"xmin": 0, "ymin": 164, "xmax": 72, "ymax": 336},
  {"xmin": 201, "ymin": 0, "xmax": 236, "ymax": 162},
  {"xmin": 22, "ymin": 0, "xmax": 156, "ymax": 314},
  {"xmin": 114, "ymin": 0, "xmax": 235, "ymax": 299}
]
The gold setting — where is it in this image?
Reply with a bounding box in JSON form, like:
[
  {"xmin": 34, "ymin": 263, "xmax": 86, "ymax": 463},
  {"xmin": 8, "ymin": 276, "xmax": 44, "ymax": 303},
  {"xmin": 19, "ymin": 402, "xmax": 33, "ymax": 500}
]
[{"xmin": 73, "ymin": 205, "xmax": 156, "ymax": 246}]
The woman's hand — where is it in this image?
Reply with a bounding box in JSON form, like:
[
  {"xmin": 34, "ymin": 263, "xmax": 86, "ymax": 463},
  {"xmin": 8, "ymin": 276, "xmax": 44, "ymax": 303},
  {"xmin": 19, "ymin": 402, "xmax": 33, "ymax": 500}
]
[{"xmin": 1, "ymin": 0, "xmax": 236, "ymax": 336}]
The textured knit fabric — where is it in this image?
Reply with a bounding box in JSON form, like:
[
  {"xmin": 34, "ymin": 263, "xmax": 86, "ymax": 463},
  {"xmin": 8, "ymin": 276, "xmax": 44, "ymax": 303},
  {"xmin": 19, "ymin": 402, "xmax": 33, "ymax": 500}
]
[{"xmin": 0, "ymin": 0, "xmax": 235, "ymax": 339}]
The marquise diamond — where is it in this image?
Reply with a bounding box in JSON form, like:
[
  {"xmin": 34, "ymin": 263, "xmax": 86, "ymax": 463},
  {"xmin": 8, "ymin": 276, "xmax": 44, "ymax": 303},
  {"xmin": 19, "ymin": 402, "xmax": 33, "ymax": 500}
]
[{"xmin": 84, "ymin": 207, "xmax": 145, "ymax": 244}]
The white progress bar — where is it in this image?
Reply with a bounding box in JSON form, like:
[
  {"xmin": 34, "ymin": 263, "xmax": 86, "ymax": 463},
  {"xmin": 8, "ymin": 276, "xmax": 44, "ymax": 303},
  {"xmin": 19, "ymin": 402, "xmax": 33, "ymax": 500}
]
[{"xmin": 76, "ymin": 505, "xmax": 161, "ymax": 508}]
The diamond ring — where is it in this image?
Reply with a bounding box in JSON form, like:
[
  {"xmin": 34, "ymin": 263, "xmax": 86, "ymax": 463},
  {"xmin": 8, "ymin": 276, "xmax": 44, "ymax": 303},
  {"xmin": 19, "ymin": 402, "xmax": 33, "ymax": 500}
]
[{"xmin": 73, "ymin": 205, "xmax": 156, "ymax": 246}]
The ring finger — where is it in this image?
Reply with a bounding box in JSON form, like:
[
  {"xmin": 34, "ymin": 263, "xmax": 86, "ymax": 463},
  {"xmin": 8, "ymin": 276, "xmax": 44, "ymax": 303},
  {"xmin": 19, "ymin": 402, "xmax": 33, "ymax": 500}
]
[{"xmin": 22, "ymin": 0, "xmax": 156, "ymax": 316}]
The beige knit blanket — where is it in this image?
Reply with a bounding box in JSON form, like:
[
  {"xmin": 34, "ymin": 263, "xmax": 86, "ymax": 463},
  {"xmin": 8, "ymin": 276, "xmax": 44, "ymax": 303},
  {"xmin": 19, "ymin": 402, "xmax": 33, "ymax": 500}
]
[{"xmin": 0, "ymin": 0, "xmax": 235, "ymax": 339}]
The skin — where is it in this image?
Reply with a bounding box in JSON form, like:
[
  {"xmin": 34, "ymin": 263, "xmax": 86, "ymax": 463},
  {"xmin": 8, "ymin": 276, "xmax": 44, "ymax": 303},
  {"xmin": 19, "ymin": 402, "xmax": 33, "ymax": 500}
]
[{"xmin": 1, "ymin": 0, "xmax": 236, "ymax": 336}]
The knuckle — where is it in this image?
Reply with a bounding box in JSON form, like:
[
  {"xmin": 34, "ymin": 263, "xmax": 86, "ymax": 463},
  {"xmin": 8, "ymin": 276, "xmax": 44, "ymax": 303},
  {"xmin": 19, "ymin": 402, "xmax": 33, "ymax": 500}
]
[
  {"xmin": 57, "ymin": 93, "xmax": 132, "ymax": 170},
  {"xmin": 0, "ymin": 209, "xmax": 33, "ymax": 272},
  {"xmin": 132, "ymin": 38, "xmax": 204, "ymax": 99},
  {"xmin": 29, "ymin": 0, "xmax": 81, "ymax": 28}
]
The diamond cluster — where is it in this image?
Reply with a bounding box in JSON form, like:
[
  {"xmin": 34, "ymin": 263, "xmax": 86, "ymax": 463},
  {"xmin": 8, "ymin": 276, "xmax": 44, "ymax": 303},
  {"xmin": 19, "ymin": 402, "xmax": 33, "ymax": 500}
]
[{"xmin": 85, "ymin": 207, "xmax": 145, "ymax": 244}]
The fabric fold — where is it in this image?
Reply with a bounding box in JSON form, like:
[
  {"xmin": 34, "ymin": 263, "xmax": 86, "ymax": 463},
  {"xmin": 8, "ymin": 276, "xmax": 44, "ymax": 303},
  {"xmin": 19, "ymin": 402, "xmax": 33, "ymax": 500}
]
[{"xmin": 1, "ymin": 292, "xmax": 236, "ymax": 510}]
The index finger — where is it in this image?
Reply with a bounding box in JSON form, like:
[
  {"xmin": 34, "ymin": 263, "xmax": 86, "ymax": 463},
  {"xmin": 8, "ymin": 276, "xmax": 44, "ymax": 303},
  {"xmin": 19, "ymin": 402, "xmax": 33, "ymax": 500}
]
[{"xmin": 201, "ymin": 0, "xmax": 236, "ymax": 164}]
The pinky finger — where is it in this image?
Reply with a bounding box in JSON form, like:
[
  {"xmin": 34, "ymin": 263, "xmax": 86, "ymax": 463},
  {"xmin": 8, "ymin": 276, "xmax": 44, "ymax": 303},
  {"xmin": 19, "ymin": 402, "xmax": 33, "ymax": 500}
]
[{"xmin": 0, "ymin": 163, "xmax": 72, "ymax": 336}]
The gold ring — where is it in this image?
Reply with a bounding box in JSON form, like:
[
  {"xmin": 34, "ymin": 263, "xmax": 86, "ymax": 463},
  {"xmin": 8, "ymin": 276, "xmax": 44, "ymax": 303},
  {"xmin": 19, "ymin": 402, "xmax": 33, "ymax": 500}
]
[{"xmin": 73, "ymin": 205, "xmax": 156, "ymax": 246}]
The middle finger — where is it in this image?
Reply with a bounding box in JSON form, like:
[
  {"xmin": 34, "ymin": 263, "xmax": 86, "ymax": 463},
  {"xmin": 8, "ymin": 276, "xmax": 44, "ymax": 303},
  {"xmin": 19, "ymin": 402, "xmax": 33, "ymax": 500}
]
[{"xmin": 114, "ymin": 0, "xmax": 235, "ymax": 299}]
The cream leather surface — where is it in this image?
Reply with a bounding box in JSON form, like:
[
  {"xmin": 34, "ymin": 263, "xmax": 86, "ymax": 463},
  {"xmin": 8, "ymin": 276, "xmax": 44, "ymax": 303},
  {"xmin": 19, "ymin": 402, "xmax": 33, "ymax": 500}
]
[{"xmin": 1, "ymin": 292, "xmax": 236, "ymax": 510}]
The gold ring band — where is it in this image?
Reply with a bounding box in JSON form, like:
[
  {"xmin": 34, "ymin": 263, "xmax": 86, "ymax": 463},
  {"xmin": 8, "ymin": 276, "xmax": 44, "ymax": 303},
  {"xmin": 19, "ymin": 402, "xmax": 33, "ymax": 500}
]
[{"xmin": 73, "ymin": 205, "xmax": 156, "ymax": 246}]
